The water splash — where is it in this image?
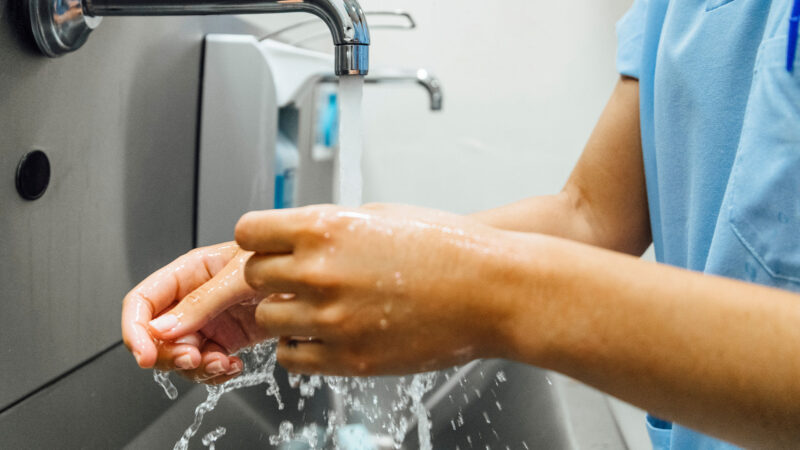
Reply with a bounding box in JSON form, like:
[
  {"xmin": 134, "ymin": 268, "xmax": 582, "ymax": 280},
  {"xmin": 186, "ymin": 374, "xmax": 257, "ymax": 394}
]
[
  {"xmin": 201, "ymin": 427, "xmax": 226, "ymax": 450},
  {"xmin": 172, "ymin": 341, "xmax": 279, "ymax": 450},
  {"xmin": 154, "ymin": 369, "xmax": 178, "ymax": 400}
]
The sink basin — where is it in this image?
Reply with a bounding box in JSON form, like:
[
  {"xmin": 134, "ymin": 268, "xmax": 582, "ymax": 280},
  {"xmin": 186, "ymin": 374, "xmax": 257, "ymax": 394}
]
[
  {"xmin": 0, "ymin": 343, "xmax": 617, "ymax": 449},
  {"xmin": 128, "ymin": 357, "xmax": 572, "ymax": 449}
]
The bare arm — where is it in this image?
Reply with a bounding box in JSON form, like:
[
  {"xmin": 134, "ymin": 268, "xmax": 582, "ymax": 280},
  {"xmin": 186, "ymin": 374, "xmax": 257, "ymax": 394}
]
[
  {"xmin": 472, "ymin": 77, "xmax": 651, "ymax": 256},
  {"xmin": 224, "ymin": 203, "xmax": 800, "ymax": 449},
  {"xmin": 501, "ymin": 234, "xmax": 800, "ymax": 449}
]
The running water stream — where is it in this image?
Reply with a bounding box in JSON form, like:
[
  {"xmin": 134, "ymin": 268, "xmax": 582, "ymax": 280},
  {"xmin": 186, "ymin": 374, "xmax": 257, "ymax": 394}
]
[
  {"xmin": 334, "ymin": 76, "xmax": 364, "ymax": 208},
  {"xmin": 156, "ymin": 75, "xmax": 440, "ymax": 450}
]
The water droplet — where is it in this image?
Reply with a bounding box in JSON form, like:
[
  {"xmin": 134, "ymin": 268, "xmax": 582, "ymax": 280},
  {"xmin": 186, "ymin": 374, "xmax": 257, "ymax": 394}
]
[{"xmin": 201, "ymin": 426, "xmax": 226, "ymax": 450}]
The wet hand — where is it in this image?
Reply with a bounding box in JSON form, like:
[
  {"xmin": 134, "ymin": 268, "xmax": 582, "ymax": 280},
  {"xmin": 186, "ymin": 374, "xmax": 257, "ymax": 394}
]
[
  {"xmin": 235, "ymin": 204, "xmax": 517, "ymax": 376},
  {"xmin": 121, "ymin": 243, "xmax": 269, "ymax": 384}
]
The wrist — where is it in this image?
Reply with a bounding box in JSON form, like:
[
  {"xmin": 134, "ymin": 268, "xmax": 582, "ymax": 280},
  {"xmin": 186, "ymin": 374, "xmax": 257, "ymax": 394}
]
[
  {"xmin": 471, "ymin": 230, "xmax": 560, "ymax": 364},
  {"xmin": 493, "ymin": 233, "xmax": 577, "ymax": 369}
]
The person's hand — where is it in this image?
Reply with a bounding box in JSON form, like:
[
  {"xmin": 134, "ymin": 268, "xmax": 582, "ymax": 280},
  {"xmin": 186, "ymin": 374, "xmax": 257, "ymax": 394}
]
[
  {"xmin": 234, "ymin": 204, "xmax": 519, "ymax": 376},
  {"xmin": 122, "ymin": 242, "xmax": 269, "ymax": 384}
]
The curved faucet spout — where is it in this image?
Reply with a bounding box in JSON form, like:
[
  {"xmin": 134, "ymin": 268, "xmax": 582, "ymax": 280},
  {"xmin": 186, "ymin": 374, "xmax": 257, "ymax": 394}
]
[{"xmin": 27, "ymin": 0, "xmax": 370, "ymax": 75}]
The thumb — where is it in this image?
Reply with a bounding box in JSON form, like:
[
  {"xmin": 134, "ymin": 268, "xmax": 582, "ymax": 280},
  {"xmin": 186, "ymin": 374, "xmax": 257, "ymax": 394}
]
[{"xmin": 148, "ymin": 252, "xmax": 256, "ymax": 340}]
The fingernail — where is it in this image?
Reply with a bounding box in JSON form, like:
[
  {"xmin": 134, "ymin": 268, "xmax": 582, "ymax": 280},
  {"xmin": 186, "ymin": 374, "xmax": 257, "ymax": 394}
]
[
  {"xmin": 206, "ymin": 360, "xmax": 225, "ymax": 375},
  {"xmin": 133, "ymin": 351, "xmax": 142, "ymax": 365},
  {"xmin": 175, "ymin": 354, "xmax": 194, "ymax": 370},
  {"xmin": 149, "ymin": 315, "xmax": 178, "ymax": 333},
  {"xmin": 227, "ymin": 361, "xmax": 243, "ymax": 375},
  {"xmin": 174, "ymin": 335, "xmax": 197, "ymax": 345}
]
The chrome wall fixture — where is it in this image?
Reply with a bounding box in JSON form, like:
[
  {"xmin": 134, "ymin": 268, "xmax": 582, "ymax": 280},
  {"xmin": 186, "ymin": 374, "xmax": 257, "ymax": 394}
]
[
  {"xmin": 25, "ymin": 0, "xmax": 370, "ymax": 75},
  {"xmin": 321, "ymin": 69, "xmax": 444, "ymax": 111}
]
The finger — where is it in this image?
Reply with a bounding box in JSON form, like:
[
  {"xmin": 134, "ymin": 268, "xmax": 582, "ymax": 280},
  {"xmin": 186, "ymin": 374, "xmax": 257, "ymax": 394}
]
[
  {"xmin": 201, "ymin": 342, "xmax": 244, "ymax": 381},
  {"xmin": 178, "ymin": 341, "xmax": 243, "ymax": 382},
  {"xmin": 255, "ymin": 297, "xmax": 321, "ymax": 337},
  {"xmin": 154, "ymin": 341, "xmax": 202, "ymax": 371},
  {"xmin": 236, "ymin": 207, "xmax": 333, "ymax": 253},
  {"xmin": 121, "ymin": 299, "xmax": 159, "ymax": 368},
  {"xmin": 148, "ymin": 252, "xmax": 257, "ymax": 341},
  {"xmin": 277, "ymin": 339, "xmax": 331, "ymax": 375},
  {"xmin": 244, "ymin": 254, "xmax": 308, "ymax": 294},
  {"xmin": 122, "ymin": 243, "xmax": 239, "ymax": 367},
  {"xmin": 199, "ymin": 309, "xmax": 256, "ymax": 354}
]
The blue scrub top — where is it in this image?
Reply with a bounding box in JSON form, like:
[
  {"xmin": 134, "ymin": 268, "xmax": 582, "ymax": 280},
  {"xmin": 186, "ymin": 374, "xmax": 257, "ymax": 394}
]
[{"xmin": 616, "ymin": 0, "xmax": 800, "ymax": 448}]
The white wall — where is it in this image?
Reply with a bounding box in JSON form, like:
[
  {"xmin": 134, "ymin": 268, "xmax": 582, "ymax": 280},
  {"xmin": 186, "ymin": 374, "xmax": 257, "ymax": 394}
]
[
  {"xmin": 354, "ymin": 0, "xmax": 633, "ymax": 213},
  {"xmin": 244, "ymin": 0, "xmax": 633, "ymax": 213}
]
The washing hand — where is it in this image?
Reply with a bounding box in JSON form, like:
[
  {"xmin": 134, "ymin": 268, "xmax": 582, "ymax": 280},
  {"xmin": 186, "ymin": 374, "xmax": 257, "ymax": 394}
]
[
  {"xmin": 231, "ymin": 203, "xmax": 518, "ymax": 376},
  {"xmin": 121, "ymin": 242, "xmax": 270, "ymax": 384}
]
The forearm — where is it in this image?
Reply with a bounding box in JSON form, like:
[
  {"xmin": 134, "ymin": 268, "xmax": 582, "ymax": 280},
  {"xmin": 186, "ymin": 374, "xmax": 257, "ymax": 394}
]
[
  {"xmin": 498, "ymin": 234, "xmax": 800, "ymax": 448},
  {"xmin": 471, "ymin": 78, "xmax": 651, "ymax": 256},
  {"xmin": 470, "ymin": 192, "xmax": 596, "ymax": 245}
]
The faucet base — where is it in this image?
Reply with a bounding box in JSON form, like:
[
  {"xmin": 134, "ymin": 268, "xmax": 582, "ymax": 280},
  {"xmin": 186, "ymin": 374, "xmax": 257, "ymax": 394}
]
[{"xmin": 27, "ymin": 0, "xmax": 100, "ymax": 57}]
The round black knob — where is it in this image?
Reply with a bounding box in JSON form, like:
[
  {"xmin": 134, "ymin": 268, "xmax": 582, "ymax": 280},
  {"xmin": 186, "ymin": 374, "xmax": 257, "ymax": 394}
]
[{"xmin": 16, "ymin": 150, "xmax": 51, "ymax": 201}]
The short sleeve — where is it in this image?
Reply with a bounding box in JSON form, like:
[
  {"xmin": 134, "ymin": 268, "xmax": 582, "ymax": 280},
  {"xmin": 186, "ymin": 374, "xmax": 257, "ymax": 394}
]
[{"xmin": 616, "ymin": 0, "xmax": 650, "ymax": 79}]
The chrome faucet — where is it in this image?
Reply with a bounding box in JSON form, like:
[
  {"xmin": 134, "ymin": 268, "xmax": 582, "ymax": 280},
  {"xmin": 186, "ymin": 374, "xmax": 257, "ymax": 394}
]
[
  {"xmin": 321, "ymin": 69, "xmax": 443, "ymax": 111},
  {"xmin": 26, "ymin": 0, "xmax": 370, "ymax": 75}
]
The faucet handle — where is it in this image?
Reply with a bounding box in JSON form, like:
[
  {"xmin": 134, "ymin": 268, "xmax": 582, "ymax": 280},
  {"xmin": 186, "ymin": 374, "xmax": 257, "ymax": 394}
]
[{"xmin": 261, "ymin": 9, "xmax": 416, "ymax": 44}]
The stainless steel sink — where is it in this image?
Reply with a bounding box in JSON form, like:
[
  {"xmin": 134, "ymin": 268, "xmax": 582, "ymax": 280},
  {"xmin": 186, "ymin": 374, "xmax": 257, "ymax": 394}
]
[
  {"xmin": 132, "ymin": 357, "xmax": 574, "ymax": 449},
  {"xmin": 1, "ymin": 343, "xmax": 579, "ymax": 449}
]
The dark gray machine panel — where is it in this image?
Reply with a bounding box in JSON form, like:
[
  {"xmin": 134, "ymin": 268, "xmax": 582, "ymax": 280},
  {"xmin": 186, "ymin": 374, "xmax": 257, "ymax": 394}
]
[{"xmin": 0, "ymin": 0, "xmax": 261, "ymax": 409}]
